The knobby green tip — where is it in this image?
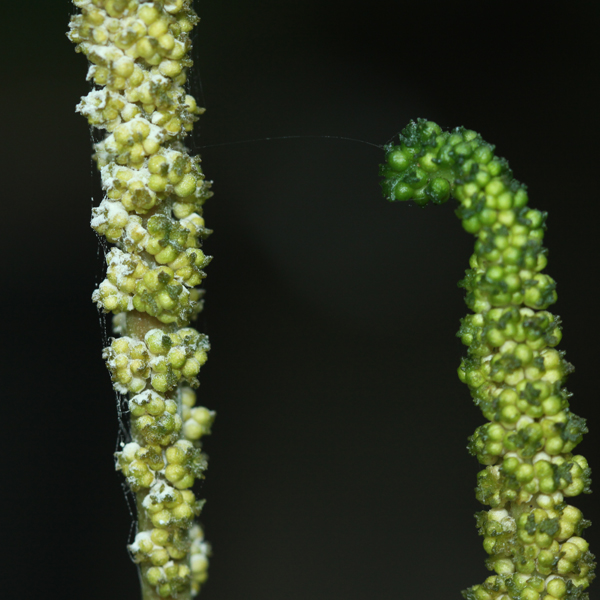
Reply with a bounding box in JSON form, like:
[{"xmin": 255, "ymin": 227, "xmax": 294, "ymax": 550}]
[{"xmin": 381, "ymin": 119, "xmax": 595, "ymax": 600}]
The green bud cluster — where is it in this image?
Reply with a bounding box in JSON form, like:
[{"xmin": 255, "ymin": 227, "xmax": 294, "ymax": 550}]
[
  {"xmin": 102, "ymin": 328, "xmax": 208, "ymax": 394},
  {"xmin": 380, "ymin": 120, "xmax": 595, "ymax": 599},
  {"xmin": 94, "ymin": 244, "xmax": 208, "ymax": 325},
  {"xmin": 117, "ymin": 441, "xmax": 163, "ymax": 490},
  {"xmin": 145, "ymin": 561, "xmax": 193, "ymax": 600},
  {"xmin": 476, "ymin": 504, "xmax": 593, "ymax": 583},
  {"xmin": 132, "ymin": 522, "xmax": 211, "ymax": 595},
  {"xmin": 69, "ymin": 1, "xmax": 214, "ymax": 597},
  {"xmin": 130, "ymin": 521, "xmax": 190, "ymax": 566},
  {"xmin": 129, "ymin": 389, "xmax": 183, "ymax": 446},
  {"xmin": 477, "ymin": 453, "xmax": 591, "ymax": 509},
  {"xmin": 142, "ymin": 480, "xmax": 204, "ymax": 527}
]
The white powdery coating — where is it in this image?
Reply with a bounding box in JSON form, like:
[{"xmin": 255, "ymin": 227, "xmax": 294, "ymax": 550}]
[
  {"xmin": 180, "ymin": 212, "xmax": 203, "ymax": 228},
  {"xmin": 145, "ymin": 120, "xmax": 166, "ymax": 148},
  {"xmin": 151, "ymin": 112, "xmax": 165, "ymax": 126},
  {"xmin": 99, "ymin": 137, "xmax": 159, "ymax": 190},
  {"xmin": 488, "ymin": 509, "xmax": 516, "ymax": 534},
  {"xmin": 143, "ymin": 480, "xmax": 178, "ymax": 509},
  {"xmin": 107, "ymin": 248, "xmax": 136, "ymax": 285},
  {"xmin": 95, "ymin": 140, "xmax": 116, "ymax": 165},
  {"xmin": 121, "ymin": 103, "xmax": 140, "ymax": 121},
  {"xmin": 93, "ymin": 279, "xmax": 134, "ymax": 312},
  {"xmin": 121, "ymin": 442, "xmax": 141, "ymax": 461},
  {"xmin": 161, "ymin": 147, "xmax": 184, "ymax": 164},
  {"xmin": 129, "ymin": 531, "xmax": 153, "ymax": 554},
  {"xmin": 92, "ymin": 280, "xmax": 116, "ymax": 300},
  {"xmin": 135, "ymin": 72, "xmax": 173, "ymax": 105},
  {"xmin": 77, "ymin": 88, "xmax": 108, "ymax": 118},
  {"xmin": 91, "ymin": 198, "xmax": 128, "ymax": 229},
  {"xmin": 149, "ymin": 72, "xmax": 171, "ymax": 87},
  {"xmin": 99, "ymin": 164, "xmax": 118, "ymax": 192},
  {"xmin": 90, "ymin": 209, "xmax": 108, "ymax": 230},
  {"xmin": 81, "ymin": 41, "xmax": 123, "ymax": 66},
  {"xmin": 122, "ymin": 166, "xmax": 153, "ymax": 189},
  {"xmin": 130, "ymin": 389, "xmax": 163, "ymax": 407},
  {"xmin": 164, "ymin": 1, "xmax": 183, "ymax": 14},
  {"xmin": 488, "ymin": 508, "xmax": 509, "ymax": 522},
  {"xmin": 101, "ymin": 286, "xmax": 135, "ymax": 314},
  {"xmin": 102, "ymin": 163, "xmax": 153, "ymax": 189},
  {"xmin": 129, "ymin": 115, "xmax": 164, "ymax": 142},
  {"xmin": 86, "ymin": 64, "xmax": 97, "ymax": 82},
  {"xmin": 103, "ymin": 337, "xmax": 143, "ymax": 393},
  {"xmin": 105, "ymin": 199, "xmax": 128, "ymax": 222},
  {"xmin": 82, "ymin": 88, "xmax": 138, "ymax": 125},
  {"xmin": 123, "ymin": 218, "xmax": 150, "ymax": 251},
  {"xmin": 487, "ymin": 465, "xmax": 501, "ymax": 477},
  {"xmin": 148, "ymin": 354, "xmax": 167, "ymax": 371}
]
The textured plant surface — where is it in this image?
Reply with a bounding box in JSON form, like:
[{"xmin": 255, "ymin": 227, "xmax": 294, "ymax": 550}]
[
  {"xmin": 68, "ymin": 1, "xmax": 213, "ymax": 598},
  {"xmin": 380, "ymin": 120, "xmax": 595, "ymax": 600}
]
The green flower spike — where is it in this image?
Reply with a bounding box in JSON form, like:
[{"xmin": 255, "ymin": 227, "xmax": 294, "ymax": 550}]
[
  {"xmin": 380, "ymin": 120, "xmax": 595, "ymax": 600},
  {"xmin": 68, "ymin": 1, "xmax": 214, "ymax": 598}
]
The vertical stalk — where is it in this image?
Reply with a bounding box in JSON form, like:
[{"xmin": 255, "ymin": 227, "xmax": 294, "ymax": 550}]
[
  {"xmin": 380, "ymin": 120, "xmax": 595, "ymax": 600},
  {"xmin": 69, "ymin": 1, "xmax": 215, "ymax": 597}
]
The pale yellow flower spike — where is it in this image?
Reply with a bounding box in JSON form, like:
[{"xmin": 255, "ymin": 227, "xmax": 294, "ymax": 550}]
[{"xmin": 68, "ymin": 1, "xmax": 214, "ymax": 598}]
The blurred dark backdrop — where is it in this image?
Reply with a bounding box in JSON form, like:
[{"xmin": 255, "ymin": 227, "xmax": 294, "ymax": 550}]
[{"xmin": 2, "ymin": 1, "xmax": 599, "ymax": 599}]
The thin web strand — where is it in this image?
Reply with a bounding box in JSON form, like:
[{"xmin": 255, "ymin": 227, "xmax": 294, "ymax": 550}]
[{"xmin": 197, "ymin": 134, "xmax": 384, "ymax": 150}]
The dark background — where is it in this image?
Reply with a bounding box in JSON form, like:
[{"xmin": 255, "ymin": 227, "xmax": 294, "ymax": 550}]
[{"xmin": 2, "ymin": 1, "xmax": 599, "ymax": 599}]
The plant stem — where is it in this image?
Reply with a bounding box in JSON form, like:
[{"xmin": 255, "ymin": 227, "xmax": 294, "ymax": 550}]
[
  {"xmin": 381, "ymin": 119, "xmax": 595, "ymax": 599},
  {"xmin": 69, "ymin": 1, "xmax": 215, "ymax": 596}
]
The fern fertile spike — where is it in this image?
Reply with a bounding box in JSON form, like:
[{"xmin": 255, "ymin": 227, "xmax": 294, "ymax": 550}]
[
  {"xmin": 68, "ymin": 1, "xmax": 213, "ymax": 597},
  {"xmin": 380, "ymin": 119, "xmax": 595, "ymax": 599}
]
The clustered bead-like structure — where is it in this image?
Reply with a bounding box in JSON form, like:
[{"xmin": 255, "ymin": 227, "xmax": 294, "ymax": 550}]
[
  {"xmin": 380, "ymin": 120, "xmax": 595, "ymax": 600},
  {"xmin": 103, "ymin": 327, "xmax": 209, "ymax": 394},
  {"xmin": 68, "ymin": 1, "xmax": 213, "ymax": 598}
]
